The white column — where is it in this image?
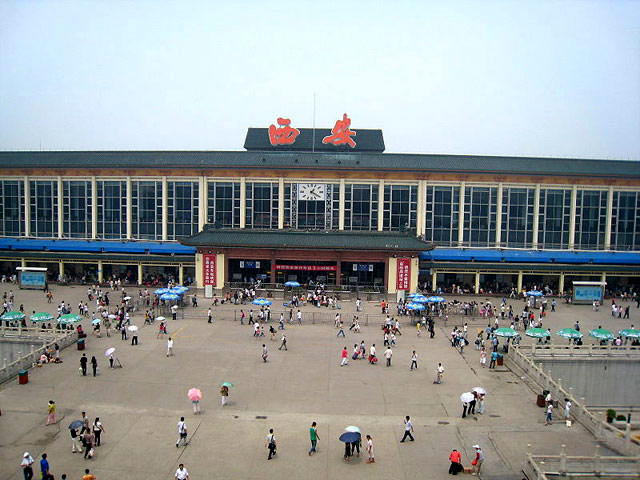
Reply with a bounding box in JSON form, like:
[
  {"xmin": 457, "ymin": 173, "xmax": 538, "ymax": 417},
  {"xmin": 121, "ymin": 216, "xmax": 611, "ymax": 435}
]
[
  {"xmin": 179, "ymin": 264, "xmax": 184, "ymax": 286},
  {"xmin": 495, "ymin": 183, "xmax": 503, "ymax": 248},
  {"xmin": 457, "ymin": 182, "xmax": 465, "ymax": 246},
  {"xmin": 23, "ymin": 176, "xmax": 30, "ymax": 237},
  {"xmin": 532, "ymin": 184, "xmax": 540, "ymax": 249},
  {"xmin": 126, "ymin": 177, "xmax": 132, "ymax": 239},
  {"xmin": 517, "ymin": 271, "xmax": 523, "ymax": 292},
  {"xmin": 91, "ymin": 176, "xmax": 98, "ymax": 239},
  {"xmin": 59, "ymin": 261, "xmax": 65, "ymax": 280},
  {"xmin": 431, "ymin": 269, "xmax": 437, "ymax": 293},
  {"xmin": 475, "ymin": 271, "xmax": 480, "ymax": 294},
  {"xmin": 417, "ymin": 180, "xmax": 426, "ymax": 237},
  {"xmin": 338, "ymin": 179, "xmax": 345, "ymax": 230},
  {"xmin": 162, "ymin": 176, "xmax": 168, "ymax": 241},
  {"xmin": 137, "ymin": 263, "xmax": 143, "ymax": 286},
  {"xmin": 278, "ymin": 178, "xmax": 285, "ymax": 229},
  {"xmin": 57, "ymin": 176, "xmax": 63, "ymax": 239},
  {"xmin": 558, "ymin": 273, "xmax": 565, "ymax": 295},
  {"xmin": 600, "ymin": 272, "xmax": 606, "ymax": 283},
  {"xmin": 377, "ymin": 179, "xmax": 384, "ymax": 231},
  {"xmin": 198, "ymin": 176, "xmax": 206, "ymax": 231},
  {"xmin": 568, "ymin": 185, "xmax": 577, "ymax": 250},
  {"xmin": 240, "ymin": 177, "xmax": 246, "ymax": 228},
  {"xmin": 604, "ymin": 186, "xmax": 613, "ymax": 251},
  {"xmin": 97, "ymin": 260, "xmax": 103, "ymax": 283}
]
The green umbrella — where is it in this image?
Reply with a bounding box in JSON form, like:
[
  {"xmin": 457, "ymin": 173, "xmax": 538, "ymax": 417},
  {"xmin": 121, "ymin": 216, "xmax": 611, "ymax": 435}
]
[
  {"xmin": 221, "ymin": 382, "xmax": 234, "ymax": 388},
  {"xmin": 1, "ymin": 310, "xmax": 26, "ymax": 321},
  {"xmin": 493, "ymin": 327, "xmax": 519, "ymax": 338},
  {"xmin": 525, "ymin": 328, "xmax": 549, "ymax": 339},
  {"xmin": 589, "ymin": 328, "xmax": 614, "ymax": 340},
  {"xmin": 619, "ymin": 329, "xmax": 640, "ymax": 339},
  {"xmin": 58, "ymin": 313, "xmax": 83, "ymax": 325},
  {"xmin": 555, "ymin": 328, "xmax": 583, "ymax": 339},
  {"xmin": 30, "ymin": 312, "xmax": 54, "ymax": 323}
]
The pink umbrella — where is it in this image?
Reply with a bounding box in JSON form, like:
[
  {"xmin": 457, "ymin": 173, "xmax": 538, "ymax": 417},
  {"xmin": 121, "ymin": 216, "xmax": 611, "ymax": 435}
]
[{"xmin": 187, "ymin": 388, "xmax": 202, "ymax": 402}]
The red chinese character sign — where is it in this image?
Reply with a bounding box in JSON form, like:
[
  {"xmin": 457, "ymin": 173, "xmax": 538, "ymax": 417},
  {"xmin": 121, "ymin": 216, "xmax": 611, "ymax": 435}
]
[
  {"xmin": 203, "ymin": 254, "xmax": 216, "ymax": 286},
  {"xmin": 268, "ymin": 117, "xmax": 300, "ymax": 146},
  {"xmin": 396, "ymin": 258, "xmax": 411, "ymax": 291},
  {"xmin": 322, "ymin": 113, "xmax": 357, "ymax": 148}
]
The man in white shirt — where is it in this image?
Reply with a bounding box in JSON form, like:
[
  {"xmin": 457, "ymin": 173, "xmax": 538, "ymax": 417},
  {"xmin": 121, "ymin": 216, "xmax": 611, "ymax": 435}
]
[
  {"xmin": 175, "ymin": 463, "xmax": 189, "ymax": 480},
  {"xmin": 207, "ymin": 308, "xmax": 212, "ymax": 323},
  {"xmin": 176, "ymin": 417, "xmax": 187, "ymax": 447},
  {"xmin": 400, "ymin": 415, "xmax": 414, "ymax": 442},
  {"xmin": 171, "ymin": 304, "xmax": 178, "ymax": 321},
  {"xmin": 384, "ymin": 347, "xmax": 393, "ymax": 367},
  {"xmin": 167, "ymin": 337, "xmax": 174, "ymax": 357},
  {"xmin": 296, "ymin": 310, "xmax": 302, "ymax": 325},
  {"xmin": 369, "ymin": 344, "xmax": 376, "ymax": 363}
]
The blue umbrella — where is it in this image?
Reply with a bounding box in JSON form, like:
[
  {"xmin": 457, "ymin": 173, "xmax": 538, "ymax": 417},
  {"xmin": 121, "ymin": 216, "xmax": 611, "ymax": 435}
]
[
  {"xmin": 252, "ymin": 298, "xmax": 272, "ymax": 306},
  {"xmin": 526, "ymin": 291, "xmax": 544, "ymax": 297},
  {"xmin": 68, "ymin": 420, "xmax": 83, "ymax": 430},
  {"xmin": 407, "ymin": 293, "xmax": 420, "ymax": 298},
  {"xmin": 160, "ymin": 293, "xmax": 181, "ymax": 301},
  {"xmin": 339, "ymin": 431, "xmax": 361, "ymax": 443},
  {"xmin": 411, "ymin": 295, "xmax": 429, "ymax": 303},
  {"xmin": 154, "ymin": 288, "xmax": 170, "ymax": 295},
  {"xmin": 406, "ymin": 302, "xmax": 426, "ymax": 311},
  {"xmin": 284, "ymin": 281, "xmax": 300, "ymax": 287},
  {"xmin": 428, "ymin": 296, "xmax": 445, "ymax": 303},
  {"xmin": 172, "ymin": 286, "xmax": 189, "ymax": 293}
]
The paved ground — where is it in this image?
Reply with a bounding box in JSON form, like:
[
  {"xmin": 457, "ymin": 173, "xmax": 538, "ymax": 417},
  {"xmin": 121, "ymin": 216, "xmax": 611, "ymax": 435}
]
[{"xmin": 0, "ymin": 285, "xmax": 636, "ymax": 480}]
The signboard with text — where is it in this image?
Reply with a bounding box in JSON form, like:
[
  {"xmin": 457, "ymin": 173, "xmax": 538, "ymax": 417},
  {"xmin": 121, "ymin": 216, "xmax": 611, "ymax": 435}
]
[
  {"xmin": 396, "ymin": 258, "xmax": 411, "ymax": 291},
  {"xmin": 203, "ymin": 254, "xmax": 216, "ymax": 286},
  {"xmin": 274, "ymin": 264, "xmax": 337, "ymax": 271},
  {"xmin": 19, "ymin": 271, "xmax": 46, "ymax": 290}
]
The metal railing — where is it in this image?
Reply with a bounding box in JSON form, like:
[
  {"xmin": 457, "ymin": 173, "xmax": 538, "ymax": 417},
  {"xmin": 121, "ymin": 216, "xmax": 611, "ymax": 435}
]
[{"xmin": 519, "ymin": 343, "xmax": 640, "ymax": 357}]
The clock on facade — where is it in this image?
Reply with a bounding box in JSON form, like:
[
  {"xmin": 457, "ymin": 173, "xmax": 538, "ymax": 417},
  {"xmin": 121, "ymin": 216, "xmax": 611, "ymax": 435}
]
[{"xmin": 298, "ymin": 183, "xmax": 326, "ymax": 201}]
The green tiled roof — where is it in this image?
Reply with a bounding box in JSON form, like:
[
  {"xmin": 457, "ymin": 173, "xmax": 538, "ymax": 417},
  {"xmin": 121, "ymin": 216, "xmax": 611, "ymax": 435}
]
[
  {"xmin": 179, "ymin": 228, "xmax": 434, "ymax": 251},
  {"xmin": 0, "ymin": 151, "xmax": 638, "ymax": 179}
]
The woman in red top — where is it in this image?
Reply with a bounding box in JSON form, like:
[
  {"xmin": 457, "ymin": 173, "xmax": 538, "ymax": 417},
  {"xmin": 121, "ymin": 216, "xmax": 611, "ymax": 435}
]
[{"xmin": 448, "ymin": 449, "xmax": 463, "ymax": 475}]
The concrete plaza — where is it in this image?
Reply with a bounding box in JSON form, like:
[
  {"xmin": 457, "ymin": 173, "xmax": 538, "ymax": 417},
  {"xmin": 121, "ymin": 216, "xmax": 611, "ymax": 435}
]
[{"xmin": 0, "ymin": 285, "xmax": 635, "ymax": 479}]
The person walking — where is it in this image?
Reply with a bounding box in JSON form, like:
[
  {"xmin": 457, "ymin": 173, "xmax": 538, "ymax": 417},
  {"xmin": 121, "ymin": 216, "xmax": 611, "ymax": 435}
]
[
  {"xmin": 92, "ymin": 418, "xmax": 105, "ymax": 446},
  {"xmin": 82, "ymin": 469, "xmax": 96, "ymax": 480},
  {"xmin": 131, "ymin": 330, "xmax": 138, "ymax": 345},
  {"xmin": 434, "ymin": 363, "xmax": 444, "ymax": 384},
  {"xmin": 472, "ymin": 445, "xmax": 484, "ymax": 475},
  {"xmin": 266, "ymin": 428, "xmax": 277, "ymax": 460},
  {"xmin": 279, "ymin": 334, "xmax": 287, "ymax": 351},
  {"xmin": 21, "ymin": 452, "xmax": 35, "ymax": 480},
  {"xmin": 80, "ymin": 411, "xmax": 90, "ymax": 434},
  {"xmin": 309, "ymin": 421, "xmax": 319, "ymax": 455},
  {"xmin": 340, "ymin": 346, "xmax": 349, "ymax": 366},
  {"xmin": 39, "ymin": 453, "xmax": 51, "ymax": 480},
  {"xmin": 262, "ymin": 344, "xmax": 268, "ymax": 362},
  {"xmin": 175, "ymin": 464, "xmax": 190, "ymax": 480},
  {"xmin": 220, "ymin": 385, "xmax": 229, "ymax": 407},
  {"xmin": 176, "ymin": 417, "xmax": 188, "ymax": 447},
  {"xmin": 564, "ymin": 398, "xmax": 572, "ymax": 422},
  {"xmin": 489, "ymin": 350, "xmax": 498, "ymax": 369},
  {"xmin": 477, "ymin": 394, "xmax": 485, "ymax": 414},
  {"xmin": 365, "ymin": 434, "xmax": 375, "ymax": 463},
  {"xmin": 91, "ymin": 356, "xmax": 98, "ymax": 377},
  {"xmin": 45, "ymin": 400, "xmax": 57, "ymax": 425},
  {"xmin": 82, "ymin": 428, "xmax": 95, "ymax": 459},
  {"xmin": 410, "ymin": 350, "xmax": 418, "ymax": 370},
  {"xmin": 167, "ymin": 337, "xmax": 174, "ymax": 357},
  {"xmin": 336, "ymin": 321, "xmax": 345, "ymax": 337},
  {"xmin": 296, "ymin": 310, "xmax": 302, "ymax": 325},
  {"xmin": 384, "ymin": 346, "xmax": 393, "ymax": 367},
  {"xmin": 480, "ymin": 347, "xmax": 488, "ymax": 367},
  {"xmin": 545, "ymin": 402, "xmax": 554, "ymax": 425},
  {"xmin": 207, "ymin": 308, "xmax": 213, "ymax": 324},
  {"xmin": 80, "ymin": 354, "xmax": 88, "ymax": 376},
  {"xmin": 400, "ymin": 415, "xmax": 414, "ymax": 442}
]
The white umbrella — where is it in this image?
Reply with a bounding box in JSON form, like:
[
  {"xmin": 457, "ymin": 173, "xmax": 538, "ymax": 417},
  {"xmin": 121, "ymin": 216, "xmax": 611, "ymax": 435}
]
[
  {"xmin": 123, "ymin": 296, "xmax": 132, "ymax": 301},
  {"xmin": 104, "ymin": 347, "xmax": 116, "ymax": 357},
  {"xmin": 127, "ymin": 325, "xmax": 138, "ymax": 332},
  {"xmin": 472, "ymin": 387, "xmax": 486, "ymax": 395},
  {"xmin": 156, "ymin": 316, "xmax": 166, "ymax": 322},
  {"xmin": 460, "ymin": 392, "xmax": 474, "ymax": 403},
  {"xmin": 344, "ymin": 425, "xmax": 361, "ymax": 434},
  {"xmin": 108, "ymin": 314, "xmax": 117, "ymax": 319}
]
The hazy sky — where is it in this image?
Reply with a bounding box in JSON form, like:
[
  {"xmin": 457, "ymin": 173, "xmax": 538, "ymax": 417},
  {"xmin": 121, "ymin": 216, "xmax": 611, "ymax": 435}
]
[{"xmin": 1, "ymin": 0, "xmax": 639, "ymax": 159}]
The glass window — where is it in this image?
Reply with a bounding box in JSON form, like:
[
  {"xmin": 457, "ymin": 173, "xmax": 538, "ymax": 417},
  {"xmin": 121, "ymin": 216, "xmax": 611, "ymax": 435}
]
[
  {"xmin": 132, "ymin": 180, "xmax": 162, "ymax": 240},
  {"xmin": 207, "ymin": 181, "xmax": 240, "ymax": 228},
  {"xmin": 611, "ymin": 191, "xmax": 640, "ymax": 251},
  {"xmin": 383, "ymin": 184, "xmax": 417, "ymax": 231},
  {"xmin": 246, "ymin": 182, "xmax": 278, "ymax": 229},
  {"xmin": 0, "ymin": 180, "xmax": 25, "ymax": 236},
  {"xmin": 289, "ymin": 183, "xmax": 337, "ymax": 229},
  {"xmin": 29, "ymin": 180, "xmax": 58, "ymax": 237},
  {"xmin": 62, "ymin": 180, "xmax": 92, "ymax": 238},
  {"xmin": 463, "ymin": 186, "xmax": 497, "ymax": 246},
  {"xmin": 575, "ymin": 190, "xmax": 607, "ymax": 249},
  {"xmin": 501, "ymin": 187, "xmax": 534, "ymax": 248},
  {"xmin": 425, "ymin": 185, "xmax": 459, "ymax": 245},
  {"xmin": 538, "ymin": 188, "xmax": 571, "ymax": 249},
  {"xmin": 344, "ymin": 184, "xmax": 378, "ymax": 230},
  {"xmin": 168, "ymin": 181, "xmax": 199, "ymax": 239},
  {"xmin": 97, "ymin": 180, "xmax": 127, "ymax": 239}
]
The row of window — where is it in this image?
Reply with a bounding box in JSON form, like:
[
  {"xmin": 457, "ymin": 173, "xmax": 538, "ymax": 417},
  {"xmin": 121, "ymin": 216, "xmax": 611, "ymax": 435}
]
[{"xmin": 0, "ymin": 180, "xmax": 639, "ymax": 250}]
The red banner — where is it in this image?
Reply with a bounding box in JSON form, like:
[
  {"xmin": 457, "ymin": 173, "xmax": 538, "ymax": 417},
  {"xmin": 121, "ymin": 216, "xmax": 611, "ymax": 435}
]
[
  {"xmin": 396, "ymin": 258, "xmax": 410, "ymax": 291},
  {"xmin": 203, "ymin": 254, "xmax": 216, "ymax": 286},
  {"xmin": 274, "ymin": 264, "xmax": 337, "ymax": 271}
]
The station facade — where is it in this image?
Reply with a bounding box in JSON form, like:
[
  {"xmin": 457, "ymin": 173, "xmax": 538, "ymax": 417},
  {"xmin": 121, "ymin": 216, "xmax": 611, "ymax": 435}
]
[{"xmin": 1, "ymin": 117, "xmax": 639, "ymax": 293}]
